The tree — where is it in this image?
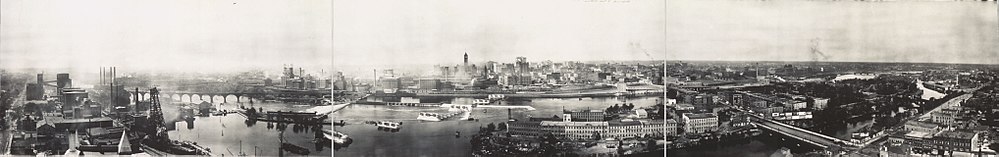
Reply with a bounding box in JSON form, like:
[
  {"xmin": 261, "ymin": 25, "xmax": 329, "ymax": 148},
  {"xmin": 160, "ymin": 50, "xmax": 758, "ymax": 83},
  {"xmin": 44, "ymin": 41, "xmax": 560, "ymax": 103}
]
[
  {"xmin": 540, "ymin": 133, "xmax": 559, "ymax": 156},
  {"xmin": 497, "ymin": 123, "xmax": 507, "ymax": 131},
  {"xmin": 990, "ymin": 143, "xmax": 999, "ymax": 153},
  {"xmin": 592, "ymin": 132, "xmax": 602, "ymax": 140},
  {"xmin": 486, "ymin": 123, "xmax": 496, "ymax": 132}
]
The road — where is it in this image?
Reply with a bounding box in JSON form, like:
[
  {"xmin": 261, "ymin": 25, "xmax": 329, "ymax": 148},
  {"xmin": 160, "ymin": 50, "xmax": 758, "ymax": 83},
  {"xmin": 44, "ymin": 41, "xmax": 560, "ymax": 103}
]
[
  {"xmin": 732, "ymin": 106, "xmax": 856, "ymax": 153},
  {"xmin": 918, "ymin": 93, "xmax": 972, "ymax": 119},
  {"xmin": 752, "ymin": 116, "xmax": 845, "ymax": 149},
  {"xmin": 0, "ymin": 130, "xmax": 10, "ymax": 155}
]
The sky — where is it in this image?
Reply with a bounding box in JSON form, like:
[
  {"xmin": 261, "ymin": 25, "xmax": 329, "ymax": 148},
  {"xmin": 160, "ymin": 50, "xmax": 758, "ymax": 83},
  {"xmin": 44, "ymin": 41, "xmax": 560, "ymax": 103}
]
[
  {"xmin": 0, "ymin": 0, "xmax": 332, "ymax": 74},
  {"xmin": 332, "ymin": 0, "xmax": 666, "ymax": 67},
  {"xmin": 667, "ymin": 0, "xmax": 999, "ymax": 65}
]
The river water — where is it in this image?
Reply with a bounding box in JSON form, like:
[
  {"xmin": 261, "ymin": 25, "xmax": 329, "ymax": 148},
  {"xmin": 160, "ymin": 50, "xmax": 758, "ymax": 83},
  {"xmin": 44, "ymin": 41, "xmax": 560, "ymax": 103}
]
[
  {"xmin": 916, "ymin": 80, "xmax": 946, "ymax": 100},
  {"xmin": 330, "ymin": 96, "xmax": 662, "ymax": 157},
  {"xmin": 161, "ymin": 100, "xmax": 333, "ymax": 156}
]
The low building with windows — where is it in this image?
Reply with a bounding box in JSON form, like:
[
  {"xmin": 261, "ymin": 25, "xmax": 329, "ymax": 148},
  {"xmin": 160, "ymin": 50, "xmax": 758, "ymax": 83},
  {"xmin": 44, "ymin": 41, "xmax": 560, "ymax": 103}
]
[
  {"xmin": 564, "ymin": 110, "xmax": 606, "ymax": 122},
  {"xmin": 682, "ymin": 113, "xmax": 718, "ymax": 134},
  {"xmin": 887, "ymin": 130, "xmax": 980, "ymax": 153},
  {"xmin": 903, "ymin": 120, "xmax": 940, "ymax": 134},
  {"xmin": 665, "ymin": 119, "xmax": 678, "ymax": 137},
  {"xmin": 930, "ymin": 130, "xmax": 980, "ymax": 152},
  {"xmin": 932, "ymin": 108, "xmax": 960, "ymax": 126},
  {"xmin": 507, "ymin": 116, "xmax": 665, "ymax": 141}
]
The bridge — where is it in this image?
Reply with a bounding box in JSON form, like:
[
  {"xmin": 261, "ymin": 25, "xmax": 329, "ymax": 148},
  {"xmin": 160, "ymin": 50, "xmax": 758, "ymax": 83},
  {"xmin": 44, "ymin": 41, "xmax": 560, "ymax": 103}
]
[
  {"xmin": 735, "ymin": 107, "xmax": 860, "ymax": 153},
  {"xmin": 129, "ymin": 89, "xmax": 330, "ymax": 104}
]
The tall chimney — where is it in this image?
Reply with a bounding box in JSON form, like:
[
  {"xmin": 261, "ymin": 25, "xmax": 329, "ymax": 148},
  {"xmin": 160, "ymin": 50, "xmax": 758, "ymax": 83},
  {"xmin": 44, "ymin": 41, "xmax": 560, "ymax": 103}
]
[{"xmin": 111, "ymin": 67, "xmax": 116, "ymax": 108}]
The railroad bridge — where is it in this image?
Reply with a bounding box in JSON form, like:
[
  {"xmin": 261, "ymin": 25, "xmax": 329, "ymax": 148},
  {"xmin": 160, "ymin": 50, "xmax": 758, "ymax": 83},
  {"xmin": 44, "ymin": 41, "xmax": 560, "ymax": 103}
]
[
  {"xmin": 747, "ymin": 113, "xmax": 861, "ymax": 153},
  {"xmin": 130, "ymin": 89, "xmax": 330, "ymax": 104}
]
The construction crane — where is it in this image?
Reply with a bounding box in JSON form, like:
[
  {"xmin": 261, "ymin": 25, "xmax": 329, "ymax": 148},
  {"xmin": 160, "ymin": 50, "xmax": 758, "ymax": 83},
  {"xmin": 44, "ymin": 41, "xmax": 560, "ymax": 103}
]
[
  {"xmin": 809, "ymin": 38, "xmax": 831, "ymax": 69},
  {"xmin": 147, "ymin": 87, "xmax": 170, "ymax": 141},
  {"xmin": 630, "ymin": 42, "xmax": 656, "ymax": 60}
]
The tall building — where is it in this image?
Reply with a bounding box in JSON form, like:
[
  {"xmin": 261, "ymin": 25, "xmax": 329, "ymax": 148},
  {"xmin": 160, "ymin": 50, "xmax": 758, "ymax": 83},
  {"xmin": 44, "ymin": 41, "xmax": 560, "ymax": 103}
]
[
  {"xmin": 516, "ymin": 57, "xmax": 529, "ymax": 75},
  {"xmin": 417, "ymin": 78, "xmax": 440, "ymax": 90},
  {"xmin": 56, "ymin": 73, "xmax": 72, "ymax": 93},
  {"xmin": 379, "ymin": 77, "xmax": 400, "ymax": 92},
  {"xmin": 25, "ymin": 83, "xmax": 44, "ymax": 100}
]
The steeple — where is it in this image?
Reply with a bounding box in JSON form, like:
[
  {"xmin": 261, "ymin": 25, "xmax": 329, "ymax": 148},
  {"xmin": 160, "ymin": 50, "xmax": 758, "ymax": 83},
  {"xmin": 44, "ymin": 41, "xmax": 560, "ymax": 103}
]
[{"xmin": 463, "ymin": 52, "xmax": 468, "ymax": 65}]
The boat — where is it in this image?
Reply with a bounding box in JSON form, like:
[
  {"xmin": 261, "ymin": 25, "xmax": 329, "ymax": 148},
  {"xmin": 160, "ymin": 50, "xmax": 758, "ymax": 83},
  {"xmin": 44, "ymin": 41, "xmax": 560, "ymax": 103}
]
[
  {"xmin": 280, "ymin": 143, "xmax": 310, "ymax": 155},
  {"xmin": 417, "ymin": 113, "xmax": 443, "ymax": 121},
  {"xmin": 376, "ymin": 121, "xmax": 402, "ymax": 130},
  {"xmin": 327, "ymin": 130, "xmax": 352, "ymax": 144},
  {"xmin": 333, "ymin": 120, "xmax": 346, "ymax": 126}
]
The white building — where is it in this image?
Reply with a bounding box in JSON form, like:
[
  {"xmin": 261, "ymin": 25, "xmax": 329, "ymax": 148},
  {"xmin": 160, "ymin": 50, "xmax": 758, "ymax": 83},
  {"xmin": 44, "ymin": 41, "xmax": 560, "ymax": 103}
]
[{"xmin": 682, "ymin": 113, "xmax": 718, "ymax": 134}]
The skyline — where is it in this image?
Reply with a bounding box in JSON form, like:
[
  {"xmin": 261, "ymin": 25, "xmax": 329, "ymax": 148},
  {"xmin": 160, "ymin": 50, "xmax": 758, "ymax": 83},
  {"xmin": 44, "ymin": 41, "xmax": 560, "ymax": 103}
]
[
  {"xmin": 333, "ymin": 0, "xmax": 666, "ymax": 66},
  {"xmin": 666, "ymin": 0, "xmax": 999, "ymax": 65}
]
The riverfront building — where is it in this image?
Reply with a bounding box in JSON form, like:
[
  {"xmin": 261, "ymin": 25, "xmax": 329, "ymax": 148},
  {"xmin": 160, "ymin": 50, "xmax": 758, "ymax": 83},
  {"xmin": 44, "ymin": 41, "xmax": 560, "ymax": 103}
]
[
  {"xmin": 682, "ymin": 113, "xmax": 718, "ymax": 134},
  {"xmin": 888, "ymin": 130, "xmax": 981, "ymax": 153},
  {"xmin": 564, "ymin": 110, "xmax": 606, "ymax": 122},
  {"xmin": 507, "ymin": 117, "xmax": 665, "ymax": 141}
]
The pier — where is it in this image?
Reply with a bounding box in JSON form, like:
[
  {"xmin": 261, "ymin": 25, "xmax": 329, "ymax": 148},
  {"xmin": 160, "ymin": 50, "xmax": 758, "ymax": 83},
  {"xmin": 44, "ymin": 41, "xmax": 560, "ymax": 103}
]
[{"xmin": 417, "ymin": 111, "xmax": 467, "ymax": 122}]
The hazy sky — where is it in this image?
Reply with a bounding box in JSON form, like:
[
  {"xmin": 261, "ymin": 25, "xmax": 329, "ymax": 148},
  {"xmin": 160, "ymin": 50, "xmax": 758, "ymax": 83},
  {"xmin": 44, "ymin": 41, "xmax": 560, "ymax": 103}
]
[
  {"xmin": 667, "ymin": 0, "xmax": 999, "ymax": 64},
  {"xmin": 1, "ymin": 0, "xmax": 332, "ymax": 73},
  {"xmin": 332, "ymin": 0, "xmax": 666, "ymax": 66}
]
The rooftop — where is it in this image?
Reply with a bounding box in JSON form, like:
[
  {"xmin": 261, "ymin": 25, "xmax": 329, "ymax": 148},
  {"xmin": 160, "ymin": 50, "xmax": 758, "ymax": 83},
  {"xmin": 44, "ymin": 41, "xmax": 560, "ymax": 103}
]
[
  {"xmin": 683, "ymin": 113, "xmax": 717, "ymax": 119},
  {"xmin": 905, "ymin": 120, "xmax": 939, "ymax": 128},
  {"xmin": 540, "ymin": 121, "xmax": 609, "ymax": 127},
  {"xmin": 607, "ymin": 119, "xmax": 643, "ymax": 126},
  {"xmin": 904, "ymin": 131, "xmax": 933, "ymax": 139},
  {"xmin": 564, "ymin": 109, "xmax": 605, "ymax": 114},
  {"xmin": 936, "ymin": 130, "xmax": 977, "ymax": 140}
]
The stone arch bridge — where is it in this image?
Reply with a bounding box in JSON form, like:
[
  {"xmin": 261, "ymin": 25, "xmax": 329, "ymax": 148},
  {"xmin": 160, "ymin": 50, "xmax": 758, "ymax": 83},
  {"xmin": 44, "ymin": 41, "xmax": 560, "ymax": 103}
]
[{"xmin": 130, "ymin": 90, "xmax": 330, "ymax": 104}]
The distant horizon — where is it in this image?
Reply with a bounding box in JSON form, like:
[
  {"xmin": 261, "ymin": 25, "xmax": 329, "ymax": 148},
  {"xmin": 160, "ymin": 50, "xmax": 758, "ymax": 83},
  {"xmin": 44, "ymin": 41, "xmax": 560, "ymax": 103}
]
[
  {"xmin": 667, "ymin": 0, "xmax": 999, "ymax": 65},
  {"xmin": 334, "ymin": 58, "xmax": 665, "ymax": 67},
  {"xmin": 667, "ymin": 59, "xmax": 999, "ymax": 66}
]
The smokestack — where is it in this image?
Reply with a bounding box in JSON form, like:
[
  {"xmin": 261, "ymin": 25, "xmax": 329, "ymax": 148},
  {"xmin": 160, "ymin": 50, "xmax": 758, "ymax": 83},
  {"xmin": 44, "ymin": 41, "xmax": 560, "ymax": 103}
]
[
  {"xmin": 111, "ymin": 67, "xmax": 116, "ymax": 108},
  {"xmin": 134, "ymin": 88, "xmax": 139, "ymax": 114},
  {"xmin": 37, "ymin": 73, "xmax": 44, "ymax": 86}
]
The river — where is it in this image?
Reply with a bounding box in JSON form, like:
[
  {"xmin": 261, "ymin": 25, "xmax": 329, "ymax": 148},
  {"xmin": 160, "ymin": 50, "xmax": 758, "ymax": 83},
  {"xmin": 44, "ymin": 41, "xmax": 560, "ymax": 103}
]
[
  {"xmin": 160, "ymin": 99, "xmax": 333, "ymax": 156},
  {"xmin": 330, "ymin": 96, "xmax": 662, "ymax": 157},
  {"xmin": 916, "ymin": 80, "xmax": 946, "ymax": 100}
]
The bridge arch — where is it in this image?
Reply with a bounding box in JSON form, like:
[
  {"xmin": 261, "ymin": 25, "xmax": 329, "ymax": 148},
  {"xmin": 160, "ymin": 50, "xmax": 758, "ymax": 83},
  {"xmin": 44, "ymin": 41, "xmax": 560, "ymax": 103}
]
[
  {"xmin": 224, "ymin": 95, "xmax": 238, "ymax": 104},
  {"xmin": 211, "ymin": 95, "xmax": 224, "ymax": 104},
  {"xmin": 194, "ymin": 94, "xmax": 204, "ymax": 101}
]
